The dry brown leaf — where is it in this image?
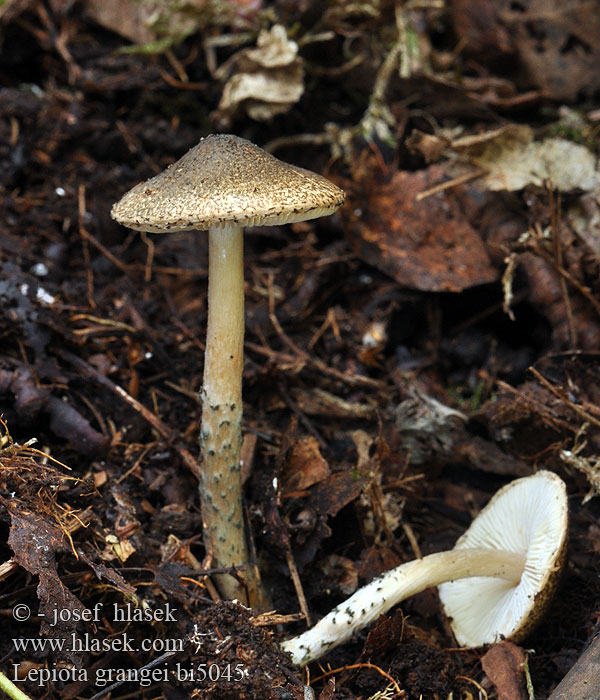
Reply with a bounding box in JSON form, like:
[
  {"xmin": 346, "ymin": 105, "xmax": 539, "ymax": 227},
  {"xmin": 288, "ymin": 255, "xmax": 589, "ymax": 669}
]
[
  {"xmin": 343, "ymin": 161, "xmax": 497, "ymax": 292},
  {"xmin": 500, "ymin": 0, "xmax": 600, "ymax": 101},
  {"xmin": 451, "ymin": 0, "xmax": 512, "ymax": 55},
  {"xmin": 450, "ymin": 0, "xmax": 600, "ymax": 101},
  {"xmin": 7, "ymin": 504, "xmax": 86, "ymax": 664},
  {"xmin": 481, "ymin": 641, "xmax": 528, "ymax": 700},
  {"xmin": 282, "ymin": 435, "xmax": 330, "ymax": 493},
  {"xmin": 318, "ymin": 679, "xmax": 336, "ymax": 700},
  {"xmin": 406, "ymin": 129, "xmax": 450, "ymax": 163},
  {"xmin": 308, "ymin": 471, "xmax": 363, "ymax": 518}
]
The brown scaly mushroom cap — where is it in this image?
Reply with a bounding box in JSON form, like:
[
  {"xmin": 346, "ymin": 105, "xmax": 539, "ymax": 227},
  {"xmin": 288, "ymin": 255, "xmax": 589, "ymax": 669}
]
[{"xmin": 111, "ymin": 134, "xmax": 345, "ymax": 232}]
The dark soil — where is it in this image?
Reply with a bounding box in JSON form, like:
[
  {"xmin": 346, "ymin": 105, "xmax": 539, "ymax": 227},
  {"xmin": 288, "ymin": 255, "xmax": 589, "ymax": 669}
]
[{"xmin": 1, "ymin": 1, "xmax": 600, "ymax": 699}]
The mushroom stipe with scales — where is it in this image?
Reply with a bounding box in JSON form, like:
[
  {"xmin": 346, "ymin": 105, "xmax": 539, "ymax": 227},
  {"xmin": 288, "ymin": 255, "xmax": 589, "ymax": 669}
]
[
  {"xmin": 281, "ymin": 470, "xmax": 568, "ymax": 666},
  {"xmin": 112, "ymin": 134, "xmax": 345, "ymax": 605}
]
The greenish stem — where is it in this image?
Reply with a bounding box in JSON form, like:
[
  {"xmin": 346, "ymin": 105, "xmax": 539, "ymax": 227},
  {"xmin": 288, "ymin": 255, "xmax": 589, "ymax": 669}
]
[
  {"xmin": 200, "ymin": 223, "xmax": 247, "ymax": 602},
  {"xmin": 200, "ymin": 224, "xmax": 267, "ymax": 607},
  {"xmin": 0, "ymin": 671, "xmax": 34, "ymax": 700}
]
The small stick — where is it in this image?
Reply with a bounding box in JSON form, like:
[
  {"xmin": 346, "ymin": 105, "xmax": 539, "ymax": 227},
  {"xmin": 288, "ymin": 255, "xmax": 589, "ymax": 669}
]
[
  {"xmin": 415, "ymin": 168, "xmax": 487, "ymax": 201},
  {"xmin": 57, "ymin": 350, "xmax": 202, "ymax": 480},
  {"xmin": 77, "ymin": 186, "xmax": 133, "ymax": 276},
  {"xmin": 311, "ymin": 662, "xmax": 404, "ymax": 697},
  {"xmin": 285, "ymin": 548, "xmax": 311, "ymax": 627},
  {"xmin": 78, "ymin": 185, "xmax": 94, "ymax": 306},
  {"xmin": 0, "ymin": 559, "xmax": 18, "ymax": 582},
  {"xmin": 266, "ymin": 274, "xmax": 384, "ymax": 389},
  {"xmin": 529, "ymin": 366, "xmax": 600, "ymax": 430}
]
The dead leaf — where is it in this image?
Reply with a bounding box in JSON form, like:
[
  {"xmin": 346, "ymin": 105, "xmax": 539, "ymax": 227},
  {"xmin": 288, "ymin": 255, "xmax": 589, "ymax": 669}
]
[
  {"xmin": 215, "ymin": 25, "xmax": 304, "ymax": 126},
  {"xmin": 361, "ymin": 609, "xmax": 407, "ymax": 659},
  {"xmin": 78, "ymin": 552, "xmax": 136, "ymax": 597},
  {"xmin": 481, "ymin": 641, "xmax": 528, "ymax": 700},
  {"xmin": 451, "ymin": 434, "xmax": 529, "ymax": 477},
  {"xmin": 358, "ymin": 545, "xmax": 402, "ymax": 581},
  {"xmin": 520, "ymin": 250, "xmax": 600, "ymax": 349},
  {"xmin": 451, "ymin": 0, "xmax": 512, "ymax": 55},
  {"xmin": 101, "ymin": 533, "xmax": 136, "ymax": 563},
  {"xmin": 343, "ymin": 161, "xmax": 497, "ymax": 292},
  {"xmin": 282, "ymin": 436, "xmax": 330, "ymax": 493},
  {"xmin": 318, "ymin": 678, "xmax": 335, "ymax": 700},
  {"xmin": 84, "ymin": 0, "xmax": 157, "ymax": 44},
  {"xmin": 84, "ymin": 0, "xmax": 261, "ymax": 48},
  {"xmin": 568, "ymin": 181, "xmax": 600, "ymax": 259},
  {"xmin": 501, "ymin": 0, "xmax": 600, "ymax": 101},
  {"xmin": 452, "ymin": 124, "xmax": 598, "ymax": 192},
  {"xmin": 449, "ymin": 0, "xmax": 600, "ymax": 101},
  {"xmin": 7, "ymin": 503, "xmax": 85, "ymax": 664},
  {"xmin": 406, "ymin": 129, "xmax": 450, "ymax": 163},
  {"xmin": 308, "ymin": 471, "xmax": 363, "ymax": 518},
  {"xmin": 393, "ymin": 387, "xmax": 467, "ymax": 464}
]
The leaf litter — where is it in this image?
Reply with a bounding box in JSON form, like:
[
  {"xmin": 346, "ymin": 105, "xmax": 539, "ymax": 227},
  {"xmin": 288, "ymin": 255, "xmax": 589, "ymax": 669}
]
[{"xmin": 0, "ymin": 0, "xmax": 600, "ymax": 698}]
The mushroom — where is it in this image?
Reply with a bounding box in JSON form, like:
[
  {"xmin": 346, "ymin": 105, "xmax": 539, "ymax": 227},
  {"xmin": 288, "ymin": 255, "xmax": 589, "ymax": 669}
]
[
  {"xmin": 111, "ymin": 134, "xmax": 345, "ymax": 604},
  {"xmin": 281, "ymin": 470, "xmax": 568, "ymax": 666}
]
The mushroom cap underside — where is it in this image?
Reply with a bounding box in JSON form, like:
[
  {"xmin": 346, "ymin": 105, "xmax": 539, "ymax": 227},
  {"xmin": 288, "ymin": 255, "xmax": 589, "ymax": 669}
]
[
  {"xmin": 111, "ymin": 134, "xmax": 345, "ymax": 232},
  {"xmin": 438, "ymin": 469, "xmax": 568, "ymax": 647}
]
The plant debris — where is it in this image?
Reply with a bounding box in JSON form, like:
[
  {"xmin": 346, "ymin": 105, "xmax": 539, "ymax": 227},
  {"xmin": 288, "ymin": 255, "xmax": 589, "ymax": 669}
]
[
  {"xmin": 1, "ymin": 0, "xmax": 600, "ymax": 697},
  {"xmin": 214, "ymin": 24, "xmax": 305, "ymax": 127}
]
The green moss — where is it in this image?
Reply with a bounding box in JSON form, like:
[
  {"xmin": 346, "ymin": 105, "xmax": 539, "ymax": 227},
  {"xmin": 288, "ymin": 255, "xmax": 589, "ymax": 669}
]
[{"xmin": 545, "ymin": 122, "xmax": 597, "ymax": 152}]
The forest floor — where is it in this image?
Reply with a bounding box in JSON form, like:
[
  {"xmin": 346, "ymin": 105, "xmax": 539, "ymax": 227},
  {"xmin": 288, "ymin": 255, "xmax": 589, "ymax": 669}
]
[{"xmin": 0, "ymin": 0, "xmax": 600, "ymax": 698}]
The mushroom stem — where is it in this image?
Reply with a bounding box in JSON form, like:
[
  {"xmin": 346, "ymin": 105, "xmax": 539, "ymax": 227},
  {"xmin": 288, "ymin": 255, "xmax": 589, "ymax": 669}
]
[
  {"xmin": 281, "ymin": 547, "xmax": 526, "ymax": 666},
  {"xmin": 200, "ymin": 223, "xmax": 249, "ymax": 602}
]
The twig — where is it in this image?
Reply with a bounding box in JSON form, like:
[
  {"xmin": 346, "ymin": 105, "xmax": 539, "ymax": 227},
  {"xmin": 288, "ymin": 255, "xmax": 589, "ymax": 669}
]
[
  {"xmin": 402, "ymin": 523, "xmax": 422, "ymax": 559},
  {"xmin": 78, "ymin": 185, "xmax": 133, "ymax": 277},
  {"xmin": 415, "ymin": 168, "xmax": 487, "ymax": 201},
  {"xmin": 285, "ymin": 548, "xmax": 311, "ymax": 627},
  {"xmin": 266, "ymin": 274, "xmax": 384, "ymax": 389},
  {"xmin": 56, "ymin": 350, "xmax": 202, "ymax": 480},
  {"xmin": 252, "ymin": 611, "xmax": 305, "ymax": 626},
  {"xmin": 78, "ymin": 185, "xmax": 95, "ymax": 307},
  {"xmin": 529, "ymin": 366, "xmax": 600, "ymax": 430},
  {"xmin": 311, "ymin": 663, "xmax": 405, "ymax": 698},
  {"xmin": 0, "ymin": 560, "xmax": 18, "ymax": 582},
  {"xmin": 495, "ymin": 380, "xmax": 576, "ymax": 434},
  {"xmin": 455, "ymin": 675, "xmax": 488, "ymax": 698},
  {"xmin": 525, "ymin": 225, "xmax": 600, "ymax": 317}
]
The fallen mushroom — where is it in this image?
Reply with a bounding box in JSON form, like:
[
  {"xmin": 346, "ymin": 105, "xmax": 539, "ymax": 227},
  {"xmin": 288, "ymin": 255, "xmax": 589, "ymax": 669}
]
[
  {"xmin": 111, "ymin": 134, "xmax": 345, "ymax": 604},
  {"xmin": 281, "ymin": 470, "xmax": 568, "ymax": 665}
]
